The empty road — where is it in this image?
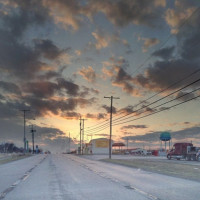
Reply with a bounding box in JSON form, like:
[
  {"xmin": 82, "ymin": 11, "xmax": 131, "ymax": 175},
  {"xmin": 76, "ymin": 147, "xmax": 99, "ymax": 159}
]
[{"xmin": 0, "ymin": 154, "xmax": 199, "ymax": 200}]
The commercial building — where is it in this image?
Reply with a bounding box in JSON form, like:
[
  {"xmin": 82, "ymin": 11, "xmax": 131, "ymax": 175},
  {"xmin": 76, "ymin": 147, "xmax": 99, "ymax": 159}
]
[{"xmin": 88, "ymin": 138, "xmax": 110, "ymax": 155}]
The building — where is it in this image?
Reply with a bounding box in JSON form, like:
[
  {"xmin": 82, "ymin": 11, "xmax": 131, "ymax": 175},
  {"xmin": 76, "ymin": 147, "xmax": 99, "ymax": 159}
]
[{"xmin": 88, "ymin": 138, "xmax": 111, "ymax": 155}]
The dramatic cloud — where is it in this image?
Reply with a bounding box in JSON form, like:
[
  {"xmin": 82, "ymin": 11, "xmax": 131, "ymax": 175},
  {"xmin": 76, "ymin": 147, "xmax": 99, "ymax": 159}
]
[
  {"xmin": 119, "ymin": 106, "xmax": 135, "ymax": 114},
  {"xmin": 175, "ymin": 91, "xmax": 196, "ymax": 102},
  {"xmin": 0, "ymin": 0, "xmax": 67, "ymax": 83},
  {"xmin": 165, "ymin": 3, "xmax": 198, "ymax": 34},
  {"xmin": 0, "ymin": 118, "xmax": 66, "ymax": 148},
  {"xmin": 0, "ymin": 31, "xmax": 42, "ymax": 79},
  {"xmin": 86, "ymin": 113, "xmax": 107, "ymax": 120},
  {"xmin": 0, "ymin": 100, "xmax": 26, "ymax": 120},
  {"xmin": 91, "ymin": 31, "xmax": 109, "ymax": 50},
  {"xmin": 103, "ymin": 59, "xmax": 142, "ymax": 96},
  {"xmin": 0, "ymin": 33, "xmax": 66, "ymax": 81},
  {"xmin": 90, "ymin": 29, "xmax": 131, "ymax": 51},
  {"xmin": 37, "ymin": 71, "xmax": 62, "ymax": 80},
  {"xmin": 121, "ymin": 126, "xmax": 200, "ymax": 144},
  {"xmin": 121, "ymin": 125, "xmax": 148, "ymax": 130},
  {"xmin": 43, "ymin": 0, "xmax": 83, "ymax": 30},
  {"xmin": 36, "ymin": 126, "xmax": 65, "ymax": 138},
  {"xmin": 2, "ymin": 0, "xmax": 50, "ymax": 37},
  {"xmin": 22, "ymin": 78, "xmax": 80, "ymax": 98},
  {"xmin": 138, "ymin": 37, "xmax": 160, "ymax": 52},
  {"xmin": 23, "ymin": 81, "xmax": 58, "ymax": 98},
  {"xmin": 40, "ymin": 0, "xmax": 166, "ymax": 30},
  {"xmin": 133, "ymin": 59, "xmax": 200, "ymax": 92},
  {"xmin": 152, "ymin": 46, "xmax": 175, "ymax": 60},
  {"xmin": 61, "ymin": 111, "xmax": 80, "ymax": 119},
  {"xmin": 78, "ymin": 66, "xmax": 96, "ymax": 83},
  {"xmin": 34, "ymin": 39, "xmax": 66, "ymax": 60},
  {"xmin": 79, "ymin": 86, "xmax": 99, "ymax": 98},
  {"xmin": 85, "ymin": 0, "xmax": 166, "ymax": 27},
  {"xmin": 57, "ymin": 78, "xmax": 80, "ymax": 96},
  {"xmin": 102, "ymin": 105, "xmax": 116, "ymax": 114},
  {"xmin": 0, "ymin": 81, "xmax": 21, "ymax": 95},
  {"xmin": 24, "ymin": 97, "xmax": 97, "ymax": 117},
  {"xmin": 1, "ymin": 0, "xmax": 200, "ymax": 151}
]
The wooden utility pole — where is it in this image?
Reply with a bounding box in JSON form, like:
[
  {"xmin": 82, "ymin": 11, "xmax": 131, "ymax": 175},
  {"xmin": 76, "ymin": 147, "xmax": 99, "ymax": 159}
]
[
  {"xmin": 30, "ymin": 125, "xmax": 36, "ymax": 153},
  {"xmin": 69, "ymin": 132, "xmax": 70, "ymax": 153},
  {"xmin": 126, "ymin": 137, "xmax": 129, "ymax": 151},
  {"xmin": 20, "ymin": 109, "xmax": 30, "ymax": 153},
  {"xmin": 104, "ymin": 96, "xmax": 120, "ymax": 159},
  {"xmin": 81, "ymin": 118, "xmax": 87, "ymax": 155},
  {"xmin": 79, "ymin": 116, "xmax": 82, "ymax": 155}
]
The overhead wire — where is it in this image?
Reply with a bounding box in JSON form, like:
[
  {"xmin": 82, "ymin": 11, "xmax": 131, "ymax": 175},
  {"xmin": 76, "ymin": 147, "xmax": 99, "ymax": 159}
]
[
  {"xmin": 85, "ymin": 88, "xmax": 200, "ymax": 135},
  {"xmin": 83, "ymin": 6, "xmax": 200, "ymax": 132},
  {"xmin": 130, "ymin": 6, "xmax": 200, "ymax": 75},
  {"xmin": 71, "ymin": 6, "xmax": 200, "ymax": 135},
  {"xmin": 111, "ymin": 76, "xmax": 200, "ymax": 124},
  {"xmin": 114, "ymin": 93, "xmax": 200, "ymax": 126},
  {"xmin": 84, "ymin": 69, "xmax": 200, "ymax": 133}
]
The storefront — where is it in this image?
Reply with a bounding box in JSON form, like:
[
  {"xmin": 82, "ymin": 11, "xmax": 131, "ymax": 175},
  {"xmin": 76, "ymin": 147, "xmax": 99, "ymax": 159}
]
[{"xmin": 88, "ymin": 138, "xmax": 110, "ymax": 154}]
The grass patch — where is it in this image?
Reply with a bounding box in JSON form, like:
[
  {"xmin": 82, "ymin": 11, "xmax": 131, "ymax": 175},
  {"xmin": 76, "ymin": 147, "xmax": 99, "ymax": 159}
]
[
  {"xmin": 0, "ymin": 154, "xmax": 32, "ymax": 165},
  {"xmin": 101, "ymin": 158, "xmax": 200, "ymax": 182}
]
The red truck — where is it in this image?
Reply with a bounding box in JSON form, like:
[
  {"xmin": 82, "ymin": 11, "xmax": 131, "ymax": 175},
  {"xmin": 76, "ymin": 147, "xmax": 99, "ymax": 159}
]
[{"xmin": 167, "ymin": 143, "xmax": 200, "ymax": 161}]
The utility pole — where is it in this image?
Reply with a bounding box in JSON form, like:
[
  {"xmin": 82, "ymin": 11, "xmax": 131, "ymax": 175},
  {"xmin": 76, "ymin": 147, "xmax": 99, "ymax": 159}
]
[
  {"xmin": 69, "ymin": 132, "xmax": 70, "ymax": 153},
  {"xmin": 20, "ymin": 109, "xmax": 30, "ymax": 153},
  {"xmin": 126, "ymin": 137, "xmax": 129, "ymax": 151},
  {"xmin": 81, "ymin": 118, "xmax": 87, "ymax": 155},
  {"xmin": 30, "ymin": 125, "xmax": 36, "ymax": 154},
  {"xmin": 104, "ymin": 96, "xmax": 120, "ymax": 159},
  {"xmin": 79, "ymin": 116, "xmax": 82, "ymax": 155}
]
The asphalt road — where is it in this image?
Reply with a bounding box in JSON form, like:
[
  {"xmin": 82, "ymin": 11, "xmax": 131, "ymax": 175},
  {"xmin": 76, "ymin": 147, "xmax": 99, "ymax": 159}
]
[{"xmin": 0, "ymin": 154, "xmax": 200, "ymax": 200}]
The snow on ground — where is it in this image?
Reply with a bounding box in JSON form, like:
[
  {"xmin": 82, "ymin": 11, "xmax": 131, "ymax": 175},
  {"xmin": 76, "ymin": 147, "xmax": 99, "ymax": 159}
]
[{"xmin": 0, "ymin": 154, "xmax": 200, "ymax": 200}]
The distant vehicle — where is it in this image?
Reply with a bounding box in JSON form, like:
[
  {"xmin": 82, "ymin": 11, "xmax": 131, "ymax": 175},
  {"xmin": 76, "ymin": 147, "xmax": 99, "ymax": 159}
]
[
  {"xmin": 131, "ymin": 148, "xmax": 147, "ymax": 156},
  {"xmin": 196, "ymin": 150, "xmax": 200, "ymax": 161},
  {"xmin": 167, "ymin": 143, "xmax": 200, "ymax": 161}
]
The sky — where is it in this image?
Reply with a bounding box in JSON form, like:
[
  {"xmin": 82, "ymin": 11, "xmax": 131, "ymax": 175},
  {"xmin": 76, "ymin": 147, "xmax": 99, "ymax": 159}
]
[{"xmin": 0, "ymin": 0, "xmax": 200, "ymax": 152}]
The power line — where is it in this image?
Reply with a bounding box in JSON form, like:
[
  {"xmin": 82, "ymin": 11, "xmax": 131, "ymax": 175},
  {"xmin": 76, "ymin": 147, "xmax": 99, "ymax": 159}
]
[
  {"xmin": 85, "ymin": 118, "xmax": 109, "ymax": 130},
  {"xmin": 85, "ymin": 75, "xmax": 200, "ymax": 133},
  {"xmin": 85, "ymin": 91, "xmax": 200, "ymax": 135},
  {"xmin": 111, "ymin": 37, "xmax": 200, "ymax": 122},
  {"xmin": 112, "ymin": 77, "xmax": 200, "ymax": 124},
  {"xmin": 84, "ymin": 66, "xmax": 200, "ymax": 133},
  {"xmin": 70, "ymin": 7, "xmax": 200, "ymax": 135},
  {"xmin": 113, "ymin": 87, "xmax": 200, "ymax": 126},
  {"xmin": 85, "ymin": 87, "xmax": 200, "ymax": 135},
  {"xmin": 130, "ymin": 6, "xmax": 200, "ymax": 75},
  {"xmin": 114, "ymin": 93, "xmax": 200, "ymax": 126},
  {"xmin": 105, "ymin": 6, "xmax": 200, "ymax": 121}
]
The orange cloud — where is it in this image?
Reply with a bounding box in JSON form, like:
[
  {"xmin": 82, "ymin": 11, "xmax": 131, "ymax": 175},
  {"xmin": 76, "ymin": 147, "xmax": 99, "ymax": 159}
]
[{"xmin": 78, "ymin": 66, "xmax": 97, "ymax": 83}]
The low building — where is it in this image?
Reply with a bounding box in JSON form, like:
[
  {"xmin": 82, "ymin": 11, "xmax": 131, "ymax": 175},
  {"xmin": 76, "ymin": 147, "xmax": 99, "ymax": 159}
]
[{"xmin": 88, "ymin": 138, "xmax": 111, "ymax": 155}]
